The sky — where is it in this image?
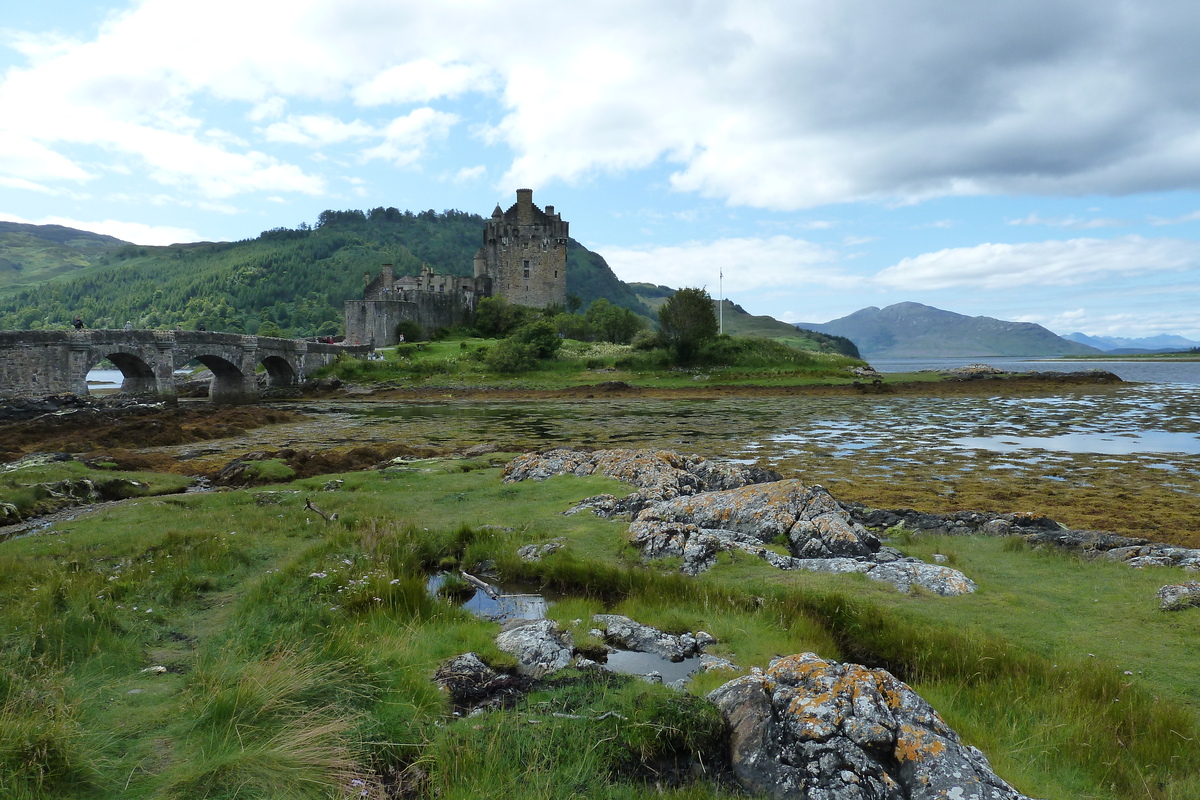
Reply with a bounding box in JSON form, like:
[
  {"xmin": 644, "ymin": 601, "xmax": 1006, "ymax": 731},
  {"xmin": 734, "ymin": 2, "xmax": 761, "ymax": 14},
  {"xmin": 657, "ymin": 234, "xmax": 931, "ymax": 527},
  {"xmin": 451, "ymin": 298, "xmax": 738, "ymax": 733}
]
[{"xmin": 2, "ymin": 1, "xmax": 1200, "ymax": 339}]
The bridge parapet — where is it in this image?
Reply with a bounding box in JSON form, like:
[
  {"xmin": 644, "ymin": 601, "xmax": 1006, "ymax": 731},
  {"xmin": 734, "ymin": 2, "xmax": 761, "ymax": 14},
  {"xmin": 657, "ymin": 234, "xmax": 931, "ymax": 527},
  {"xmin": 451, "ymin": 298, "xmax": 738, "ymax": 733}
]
[{"xmin": 0, "ymin": 329, "xmax": 361, "ymax": 403}]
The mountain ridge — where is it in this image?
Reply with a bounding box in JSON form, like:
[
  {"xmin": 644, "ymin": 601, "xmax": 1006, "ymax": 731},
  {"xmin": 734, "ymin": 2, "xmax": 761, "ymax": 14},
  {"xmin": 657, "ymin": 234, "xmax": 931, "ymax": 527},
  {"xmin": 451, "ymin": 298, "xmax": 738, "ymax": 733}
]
[{"xmin": 797, "ymin": 301, "xmax": 1101, "ymax": 358}]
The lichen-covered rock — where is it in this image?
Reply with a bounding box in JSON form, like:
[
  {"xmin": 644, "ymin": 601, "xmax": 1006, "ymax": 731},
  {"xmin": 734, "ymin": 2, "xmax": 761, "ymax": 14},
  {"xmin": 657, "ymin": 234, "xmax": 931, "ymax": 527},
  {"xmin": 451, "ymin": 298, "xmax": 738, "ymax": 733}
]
[
  {"xmin": 494, "ymin": 619, "xmax": 574, "ymax": 677},
  {"xmin": 504, "ymin": 448, "xmax": 780, "ymax": 517},
  {"xmin": 516, "ymin": 538, "xmax": 564, "ymax": 562},
  {"xmin": 627, "ymin": 480, "xmax": 974, "ymax": 596},
  {"xmin": 593, "ymin": 614, "xmax": 698, "ymax": 661},
  {"xmin": 642, "ymin": 480, "xmax": 880, "ymax": 556},
  {"xmin": 864, "ymin": 561, "xmax": 978, "ymax": 596},
  {"xmin": 708, "ymin": 653, "xmax": 1038, "ymax": 800},
  {"xmin": 845, "ymin": 503, "xmax": 1200, "ymax": 571},
  {"xmin": 1158, "ymin": 581, "xmax": 1200, "ymax": 611}
]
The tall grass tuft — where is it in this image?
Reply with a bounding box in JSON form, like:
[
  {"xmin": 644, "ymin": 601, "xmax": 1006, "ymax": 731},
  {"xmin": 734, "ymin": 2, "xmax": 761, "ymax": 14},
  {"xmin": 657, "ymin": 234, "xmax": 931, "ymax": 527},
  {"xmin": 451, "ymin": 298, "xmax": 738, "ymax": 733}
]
[
  {"xmin": 162, "ymin": 648, "xmax": 370, "ymax": 799},
  {"xmin": 0, "ymin": 669, "xmax": 101, "ymax": 798}
]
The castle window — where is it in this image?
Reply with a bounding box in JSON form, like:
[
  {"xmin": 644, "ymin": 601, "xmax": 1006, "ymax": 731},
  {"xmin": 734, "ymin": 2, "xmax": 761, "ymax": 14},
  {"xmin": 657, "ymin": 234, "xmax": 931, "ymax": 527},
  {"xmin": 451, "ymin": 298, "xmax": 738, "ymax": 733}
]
[{"xmin": 523, "ymin": 260, "xmax": 530, "ymax": 279}]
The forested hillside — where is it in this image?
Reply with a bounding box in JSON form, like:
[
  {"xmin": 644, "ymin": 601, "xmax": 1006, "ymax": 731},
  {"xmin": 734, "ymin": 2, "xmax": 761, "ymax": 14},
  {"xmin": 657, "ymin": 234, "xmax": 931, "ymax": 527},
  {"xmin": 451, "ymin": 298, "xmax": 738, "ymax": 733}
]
[{"xmin": 0, "ymin": 209, "xmax": 649, "ymax": 336}]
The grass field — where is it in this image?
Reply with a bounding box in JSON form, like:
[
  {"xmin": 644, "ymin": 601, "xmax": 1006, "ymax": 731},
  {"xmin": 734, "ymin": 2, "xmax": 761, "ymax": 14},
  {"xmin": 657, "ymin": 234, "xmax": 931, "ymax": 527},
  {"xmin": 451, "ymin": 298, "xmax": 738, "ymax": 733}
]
[
  {"xmin": 315, "ymin": 335, "xmax": 867, "ymax": 392},
  {"xmin": 2, "ymin": 456, "xmax": 1199, "ymax": 799}
]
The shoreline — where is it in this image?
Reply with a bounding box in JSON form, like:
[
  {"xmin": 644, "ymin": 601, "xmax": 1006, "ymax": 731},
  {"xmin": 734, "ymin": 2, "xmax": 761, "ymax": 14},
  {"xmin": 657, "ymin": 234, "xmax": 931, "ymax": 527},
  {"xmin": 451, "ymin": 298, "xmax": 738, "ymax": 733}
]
[{"xmin": 300, "ymin": 369, "xmax": 1125, "ymax": 403}]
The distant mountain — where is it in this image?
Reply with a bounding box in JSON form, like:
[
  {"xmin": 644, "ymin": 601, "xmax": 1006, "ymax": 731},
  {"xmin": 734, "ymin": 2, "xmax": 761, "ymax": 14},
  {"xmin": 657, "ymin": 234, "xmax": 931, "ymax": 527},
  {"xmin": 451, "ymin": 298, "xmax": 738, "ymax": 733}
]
[
  {"xmin": 629, "ymin": 283, "xmax": 860, "ymax": 357},
  {"xmin": 1063, "ymin": 332, "xmax": 1200, "ymax": 353},
  {"xmin": 795, "ymin": 302, "xmax": 1101, "ymax": 358},
  {"xmin": 0, "ymin": 222, "xmax": 132, "ymax": 292}
]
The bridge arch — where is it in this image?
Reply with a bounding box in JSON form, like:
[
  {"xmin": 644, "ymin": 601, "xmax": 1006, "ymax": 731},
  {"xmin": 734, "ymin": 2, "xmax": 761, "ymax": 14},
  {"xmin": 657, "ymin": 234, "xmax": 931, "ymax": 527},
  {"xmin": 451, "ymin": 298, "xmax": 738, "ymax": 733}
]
[
  {"xmin": 86, "ymin": 349, "xmax": 158, "ymax": 395},
  {"xmin": 258, "ymin": 354, "xmax": 297, "ymax": 388},
  {"xmin": 189, "ymin": 353, "xmax": 251, "ymax": 403},
  {"xmin": 83, "ymin": 343, "xmax": 169, "ymax": 396}
]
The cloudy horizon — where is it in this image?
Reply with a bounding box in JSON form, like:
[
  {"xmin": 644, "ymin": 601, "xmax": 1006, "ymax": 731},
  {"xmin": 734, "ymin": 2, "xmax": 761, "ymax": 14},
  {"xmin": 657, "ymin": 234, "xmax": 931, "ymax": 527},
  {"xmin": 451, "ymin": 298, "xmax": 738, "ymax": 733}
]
[{"xmin": 3, "ymin": 0, "xmax": 1200, "ymax": 338}]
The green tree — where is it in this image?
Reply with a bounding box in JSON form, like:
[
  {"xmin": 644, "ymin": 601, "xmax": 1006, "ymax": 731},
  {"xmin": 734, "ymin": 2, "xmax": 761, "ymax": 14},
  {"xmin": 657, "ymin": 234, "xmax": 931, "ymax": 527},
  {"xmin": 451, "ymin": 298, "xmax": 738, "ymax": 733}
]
[
  {"xmin": 657, "ymin": 287, "xmax": 719, "ymax": 363},
  {"xmin": 512, "ymin": 319, "xmax": 563, "ymax": 359},
  {"xmin": 473, "ymin": 296, "xmax": 530, "ymax": 338},
  {"xmin": 585, "ymin": 298, "xmax": 645, "ymax": 344}
]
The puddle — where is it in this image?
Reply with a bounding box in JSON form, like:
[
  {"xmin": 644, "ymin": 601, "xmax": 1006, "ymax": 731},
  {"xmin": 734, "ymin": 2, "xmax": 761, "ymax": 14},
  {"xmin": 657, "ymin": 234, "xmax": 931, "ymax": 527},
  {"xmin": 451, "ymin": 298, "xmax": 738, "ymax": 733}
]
[
  {"xmin": 426, "ymin": 573, "xmax": 703, "ymax": 682},
  {"xmin": 426, "ymin": 572, "xmax": 550, "ymax": 621},
  {"xmin": 602, "ymin": 650, "xmax": 700, "ymax": 684}
]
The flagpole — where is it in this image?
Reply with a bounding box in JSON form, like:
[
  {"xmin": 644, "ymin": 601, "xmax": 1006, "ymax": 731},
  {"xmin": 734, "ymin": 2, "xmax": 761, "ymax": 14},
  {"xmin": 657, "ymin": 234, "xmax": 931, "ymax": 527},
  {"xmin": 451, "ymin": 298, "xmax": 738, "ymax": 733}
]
[{"xmin": 719, "ymin": 269, "xmax": 724, "ymax": 335}]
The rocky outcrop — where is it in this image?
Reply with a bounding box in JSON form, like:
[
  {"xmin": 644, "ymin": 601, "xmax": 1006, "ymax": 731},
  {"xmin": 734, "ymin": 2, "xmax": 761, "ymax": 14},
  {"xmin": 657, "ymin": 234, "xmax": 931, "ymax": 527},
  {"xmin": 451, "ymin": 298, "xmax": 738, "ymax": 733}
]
[
  {"xmin": 1158, "ymin": 581, "xmax": 1200, "ymax": 611},
  {"xmin": 504, "ymin": 448, "xmax": 780, "ymax": 517},
  {"xmin": 494, "ymin": 618, "xmax": 574, "ymax": 677},
  {"xmin": 593, "ymin": 614, "xmax": 699, "ymax": 662},
  {"xmin": 846, "ymin": 504, "xmax": 1200, "ymax": 571},
  {"xmin": 630, "ymin": 480, "xmax": 975, "ymax": 596},
  {"xmin": 709, "ymin": 653, "xmax": 1037, "ymax": 800}
]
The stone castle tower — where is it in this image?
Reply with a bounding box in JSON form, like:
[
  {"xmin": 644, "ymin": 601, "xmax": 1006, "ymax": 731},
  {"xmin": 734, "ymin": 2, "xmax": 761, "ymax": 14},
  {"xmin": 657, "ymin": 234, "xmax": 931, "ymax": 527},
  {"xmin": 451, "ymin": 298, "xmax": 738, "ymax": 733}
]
[{"xmin": 473, "ymin": 189, "xmax": 568, "ymax": 308}]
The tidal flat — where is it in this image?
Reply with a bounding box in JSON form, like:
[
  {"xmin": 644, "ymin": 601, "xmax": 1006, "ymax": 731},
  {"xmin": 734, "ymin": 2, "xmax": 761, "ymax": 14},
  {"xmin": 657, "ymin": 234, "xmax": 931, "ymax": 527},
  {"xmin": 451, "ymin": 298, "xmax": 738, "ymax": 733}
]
[
  {"xmin": 127, "ymin": 380, "xmax": 1200, "ymax": 548},
  {"xmin": 2, "ymin": 377, "xmax": 1199, "ymax": 800}
]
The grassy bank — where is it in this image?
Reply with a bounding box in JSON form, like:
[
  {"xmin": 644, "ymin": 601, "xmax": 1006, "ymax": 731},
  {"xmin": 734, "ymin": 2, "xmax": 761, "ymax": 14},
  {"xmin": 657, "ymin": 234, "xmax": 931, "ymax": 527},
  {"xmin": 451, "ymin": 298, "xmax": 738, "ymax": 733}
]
[
  {"xmin": 3, "ymin": 458, "xmax": 1198, "ymax": 799},
  {"xmin": 314, "ymin": 335, "xmax": 866, "ymax": 391}
]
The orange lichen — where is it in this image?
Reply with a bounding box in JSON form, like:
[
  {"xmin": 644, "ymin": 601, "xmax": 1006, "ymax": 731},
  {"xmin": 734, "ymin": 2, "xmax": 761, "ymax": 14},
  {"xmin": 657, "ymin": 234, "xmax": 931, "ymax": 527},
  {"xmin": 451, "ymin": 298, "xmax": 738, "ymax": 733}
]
[{"xmin": 894, "ymin": 722, "xmax": 948, "ymax": 763}]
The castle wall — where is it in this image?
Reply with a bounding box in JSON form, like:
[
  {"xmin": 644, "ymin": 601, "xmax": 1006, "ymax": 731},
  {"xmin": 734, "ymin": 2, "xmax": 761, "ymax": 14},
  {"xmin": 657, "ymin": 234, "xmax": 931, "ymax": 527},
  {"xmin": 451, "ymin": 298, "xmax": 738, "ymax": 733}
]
[{"xmin": 344, "ymin": 291, "xmax": 473, "ymax": 346}]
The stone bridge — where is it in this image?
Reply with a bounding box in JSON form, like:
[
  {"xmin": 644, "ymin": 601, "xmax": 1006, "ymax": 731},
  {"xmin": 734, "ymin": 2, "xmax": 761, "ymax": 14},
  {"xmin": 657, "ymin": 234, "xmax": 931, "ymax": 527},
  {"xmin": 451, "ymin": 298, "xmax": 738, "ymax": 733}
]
[{"xmin": 0, "ymin": 330, "xmax": 366, "ymax": 403}]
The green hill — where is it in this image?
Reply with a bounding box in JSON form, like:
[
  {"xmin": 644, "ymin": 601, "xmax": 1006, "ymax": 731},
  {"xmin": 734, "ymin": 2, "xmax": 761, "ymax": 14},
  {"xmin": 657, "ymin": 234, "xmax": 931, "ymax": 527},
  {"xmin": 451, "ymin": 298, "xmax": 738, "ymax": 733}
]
[
  {"xmin": 0, "ymin": 222, "xmax": 130, "ymax": 292},
  {"xmin": 0, "ymin": 210, "xmax": 650, "ymax": 336},
  {"xmin": 630, "ymin": 283, "xmax": 860, "ymax": 358}
]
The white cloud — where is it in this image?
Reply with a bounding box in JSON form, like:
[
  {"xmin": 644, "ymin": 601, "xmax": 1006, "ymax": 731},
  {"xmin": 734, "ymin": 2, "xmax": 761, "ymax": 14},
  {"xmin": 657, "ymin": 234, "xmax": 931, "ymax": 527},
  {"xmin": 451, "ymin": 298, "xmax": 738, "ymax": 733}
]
[
  {"xmin": 451, "ymin": 165, "xmax": 486, "ymax": 182},
  {"xmin": 352, "ymin": 60, "xmax": 493, "ymax": 106},
  {"xmin": 0, "ymin": 212, "xmax": 200, "ymax": 245},
  {"xmin": 362, "ymin": 108, "xmax": 458, "ymax": 167},
  {"xmin": 874, "ymin": 236, "xmax": 1200, "ymax": 291},
  {"xmin": 8, "ymin": 0, "xmax": 1200, "ymax": 211},
  {"xmin": 1149, "ymin": 210, "xmax": 1200, "ymax": 226},
  {"xmin": 262, "ymin": 115, "xmax": 376, "ymax": 146},
  {"xmin": 597, "ymin": 236, "xmax": 850, "ymax": 293},
  {"xmin": 1008, "ymin": 212, "xmax": 1127, "ymax": 229},
  {"xmin": 1019, "ymin": 306, "xmax": 1200, "ymax": 339},
  {"xmin": 247, "ymin": 97, "xmax": 287, "ymax": 122}
]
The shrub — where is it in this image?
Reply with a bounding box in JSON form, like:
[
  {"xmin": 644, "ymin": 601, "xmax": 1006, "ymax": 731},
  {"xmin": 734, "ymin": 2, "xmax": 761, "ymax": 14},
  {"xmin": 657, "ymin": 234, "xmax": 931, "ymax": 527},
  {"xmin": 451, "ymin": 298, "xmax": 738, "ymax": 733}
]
[
  {"xmin": 395, "ymin": 320, "xmax": 425, "ymax": 343},
  {"xmin": 473, "ymin": 297, "xmax": 532, "ymax": 338},
  {"xmin": 512, "ymin": 319, "xmax": 563, "ymax": 359},
  {"xmin": 553, "ymin": 312, "xmax": 592, "ymax": 341},
  {"xmin": 484, "ymin": 340, "xmax": 537, "ymax": 373},
  {"xmin": 585, "ymin": 298, "xmax": 645, "ymax": 344},
  {"xmin": 630, "ymin": 329, "xmax": 662, "ymax": 351}
]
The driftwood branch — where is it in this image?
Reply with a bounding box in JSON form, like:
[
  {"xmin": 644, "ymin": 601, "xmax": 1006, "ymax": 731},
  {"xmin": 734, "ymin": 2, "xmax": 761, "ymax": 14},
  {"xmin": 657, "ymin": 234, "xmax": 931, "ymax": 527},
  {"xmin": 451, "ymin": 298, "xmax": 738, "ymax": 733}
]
[
  {"xmin": 460, "ymin": 571, "xmax": 500, "ymax": 599},
  {"xmin": 305, "ymin": 497, "xmax": 337, "ymax": 525}
]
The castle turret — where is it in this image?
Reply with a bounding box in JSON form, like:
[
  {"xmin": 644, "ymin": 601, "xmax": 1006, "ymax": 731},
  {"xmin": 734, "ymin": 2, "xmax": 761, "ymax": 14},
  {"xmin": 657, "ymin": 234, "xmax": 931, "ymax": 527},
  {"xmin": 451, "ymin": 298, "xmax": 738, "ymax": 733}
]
[{"xmin": 473, "ymin": 189, "xmax": 568, "ymax": 308}]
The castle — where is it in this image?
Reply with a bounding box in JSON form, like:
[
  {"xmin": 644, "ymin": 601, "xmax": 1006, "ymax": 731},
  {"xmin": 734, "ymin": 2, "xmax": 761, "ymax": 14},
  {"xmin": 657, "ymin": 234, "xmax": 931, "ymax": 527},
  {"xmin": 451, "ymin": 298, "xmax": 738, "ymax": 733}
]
[{"xmin": 344, "ymin": 189, "xmax": 569, "ymax": 346}]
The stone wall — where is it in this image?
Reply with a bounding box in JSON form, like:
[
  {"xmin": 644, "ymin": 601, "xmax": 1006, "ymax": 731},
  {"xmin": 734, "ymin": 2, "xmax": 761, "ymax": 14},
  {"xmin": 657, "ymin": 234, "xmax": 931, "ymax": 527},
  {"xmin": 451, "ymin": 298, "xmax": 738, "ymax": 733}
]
[{"xmin": 343, "ymin": 291, "xmax": 473, "ymax": 346}]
